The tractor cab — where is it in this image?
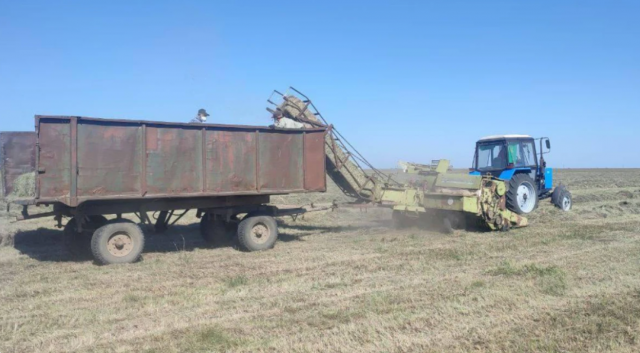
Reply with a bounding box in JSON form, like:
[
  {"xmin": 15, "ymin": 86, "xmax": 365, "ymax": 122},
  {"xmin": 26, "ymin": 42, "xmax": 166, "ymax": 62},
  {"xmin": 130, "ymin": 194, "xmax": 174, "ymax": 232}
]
[
  {"xmin": 469, "ymin": 135, "xmax": 569, "ymax": 214},
  {"xmin": 471, "ymin": 135, "xmax": 548, "ymax": 188}
]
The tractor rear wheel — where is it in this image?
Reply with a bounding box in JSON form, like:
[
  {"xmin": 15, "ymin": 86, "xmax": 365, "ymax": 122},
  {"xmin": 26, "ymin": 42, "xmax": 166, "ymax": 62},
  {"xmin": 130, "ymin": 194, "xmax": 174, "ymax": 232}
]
[{"xmin": 506, "ymin": 174, "xmax": 538, "ymax": 214}]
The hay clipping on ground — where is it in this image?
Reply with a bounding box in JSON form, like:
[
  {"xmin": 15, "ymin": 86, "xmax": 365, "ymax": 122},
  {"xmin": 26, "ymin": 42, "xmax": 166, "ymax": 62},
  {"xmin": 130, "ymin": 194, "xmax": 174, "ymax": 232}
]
[
  {"xmin": 10, "ymin": 172, "xmax": 36, "ymax": 198},
  {"xmin": 0, "ymin": 228, "xmax": 15, "ymax": 247}
]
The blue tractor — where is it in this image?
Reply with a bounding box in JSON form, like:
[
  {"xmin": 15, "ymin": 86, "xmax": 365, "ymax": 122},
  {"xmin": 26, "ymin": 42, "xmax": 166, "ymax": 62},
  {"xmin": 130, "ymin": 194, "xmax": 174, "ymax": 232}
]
[{"xmin": 469, "ymin": 135, "xmax": 572, "ymax": 215}]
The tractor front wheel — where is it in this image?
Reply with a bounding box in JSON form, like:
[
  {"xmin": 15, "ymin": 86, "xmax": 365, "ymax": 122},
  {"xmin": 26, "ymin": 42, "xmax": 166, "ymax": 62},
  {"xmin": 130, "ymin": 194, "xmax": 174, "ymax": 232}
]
[{"xmin": 506, "ymin": 174, "xmax": 538, "ymax": 215}]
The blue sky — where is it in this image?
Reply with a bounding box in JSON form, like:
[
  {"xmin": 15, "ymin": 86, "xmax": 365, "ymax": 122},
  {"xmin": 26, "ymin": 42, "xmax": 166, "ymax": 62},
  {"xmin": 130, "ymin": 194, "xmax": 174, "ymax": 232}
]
[{"xmin": 1, "ymin": 0, "xmax": 638, "ymax": 168}]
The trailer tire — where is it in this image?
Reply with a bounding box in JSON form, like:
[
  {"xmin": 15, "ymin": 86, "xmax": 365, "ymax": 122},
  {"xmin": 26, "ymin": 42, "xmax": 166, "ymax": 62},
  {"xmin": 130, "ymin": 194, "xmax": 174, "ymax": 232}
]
[
  {"xmin": 63, "ymin": 216, "xmax": 108, "ymax": 259},
  {"xmin": 237, "ymin": 215, "xmax": 278, "ymax": 251},
  {"xmin": 506, "ymin": 174, "xmax": 538, "ymax": 214},
  {"xmin": 91, "ymin": 221, "xmax": 145, "ymax": 265}
]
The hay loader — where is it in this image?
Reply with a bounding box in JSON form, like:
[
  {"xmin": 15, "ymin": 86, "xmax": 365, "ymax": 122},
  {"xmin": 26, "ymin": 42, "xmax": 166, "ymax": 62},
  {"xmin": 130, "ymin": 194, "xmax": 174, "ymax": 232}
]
[{"xmin": 268, "ymin": 87, "xmax": 528, "ymax": 232}]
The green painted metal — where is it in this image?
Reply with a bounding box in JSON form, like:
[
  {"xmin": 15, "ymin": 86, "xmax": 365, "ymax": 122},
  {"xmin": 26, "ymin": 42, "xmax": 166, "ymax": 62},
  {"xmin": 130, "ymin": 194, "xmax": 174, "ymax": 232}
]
[
  {"xmin": 37, "ymin": 119, "xmax": 72, "ymax": 201},
  {"xmin": 272, "ymin": 88, "xmax": 529, "ymax": 232},
  {"xmin": 34, "ymin": 115, "xmax": 327, "ymax": 207},
  {"xmin": 380, "ymin": 167, "xmax": 527, "ymax": 230},
  {"xmin": 77, "ymin": 123, "xmax": 143, "ymax": 197}
]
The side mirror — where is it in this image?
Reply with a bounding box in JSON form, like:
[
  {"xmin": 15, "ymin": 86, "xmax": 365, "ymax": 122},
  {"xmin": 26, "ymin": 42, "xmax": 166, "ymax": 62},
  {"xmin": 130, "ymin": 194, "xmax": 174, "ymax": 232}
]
[{"xmin": 545, "ymin": 139, "xmax": 551, "ymax": 149}]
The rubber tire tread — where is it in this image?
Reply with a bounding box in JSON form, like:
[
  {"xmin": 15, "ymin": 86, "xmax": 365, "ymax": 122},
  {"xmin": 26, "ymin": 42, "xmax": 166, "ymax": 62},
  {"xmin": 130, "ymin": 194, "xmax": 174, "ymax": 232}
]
[
  {"xmin": 91, "ymin": 221, "xmax": 145, "ymax": 265},
  {"xmin": 556, "ymin": 189, "xmax": 572, "ymax": 211},
  {"xmin": 563, "ymin": 190, "xmax": 572, "ymax": 211},
  {"xmin": 551, "ymin": 185, "xmax": 568, "ymax": 209},
  {"xmin": 506, "ymin": 173, "xmax": 539, "ymax": 215},
  {"xmin": 237, "ymin": 215, "xmax": 278, "ymax": 252}
]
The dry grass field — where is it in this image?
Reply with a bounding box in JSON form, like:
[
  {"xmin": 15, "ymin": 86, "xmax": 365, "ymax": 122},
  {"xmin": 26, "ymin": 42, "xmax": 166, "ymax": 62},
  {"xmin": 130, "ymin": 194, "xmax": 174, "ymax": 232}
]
[{"xmin": 1, "ymin": 169, "xmax": 639, "ymax": 352}]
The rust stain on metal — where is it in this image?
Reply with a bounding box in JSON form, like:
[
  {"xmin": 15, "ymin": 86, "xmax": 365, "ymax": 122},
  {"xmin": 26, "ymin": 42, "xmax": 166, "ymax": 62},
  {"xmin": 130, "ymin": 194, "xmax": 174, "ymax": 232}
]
[
  {"xmin": 146, "ymin": 126, "xmax": 202, "ymax": 195},
  {"xmin": 70, "ymin": 117, "xmax": 78, "ymax": 205},
  {"xmin": 0, "ymin": 132, "xmax": 36, "ymax": 196},
  {"xmin": 38, "ymin": 118, "xmax": 72, "ymax": 200},
  {"xmin": 201, "ymin": 128, "xmax": 206, "ymax": 192},
  {"xmin": 207, "ymin": 130, "xmax": 257, "ymax": 193},
  {"xmin": 140, "ymin": 125, "xmax": 147, "ymax": 195},
  {"xmin": 258, "ymin": 132, "xmax": 303, "ymax": 191},
  {"xmin": 76, "ymin": 122, "xmax": 142, "ymax": 198},
  {"xmin": 30, "ymin": 116, "xmax": 327, "ymax": 206},
  {"xmin": 303, "ymin": 131, "xmax": 326, "ymax": 191}
]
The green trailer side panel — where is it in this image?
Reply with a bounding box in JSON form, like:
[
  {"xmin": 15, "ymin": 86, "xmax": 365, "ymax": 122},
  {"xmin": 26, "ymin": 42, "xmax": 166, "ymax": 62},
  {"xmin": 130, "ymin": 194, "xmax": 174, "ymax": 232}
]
[
  {"xmin": 146, "ymin": 126, "xmax": 203, "ymax": 195},
  {"xmin": 206, "ymin": 130, "xmax": 257, "ymax": 193},
  {"xmin": 38, "ymin": 120, "xmax": 72, "ymax": 200},
  {"xmin": 77, "ymin": 122, "xmax": 142, "ymax": 197},
  {"xmin": 258, "ymin": 132, "xmax": 304, "ymax": 191}
]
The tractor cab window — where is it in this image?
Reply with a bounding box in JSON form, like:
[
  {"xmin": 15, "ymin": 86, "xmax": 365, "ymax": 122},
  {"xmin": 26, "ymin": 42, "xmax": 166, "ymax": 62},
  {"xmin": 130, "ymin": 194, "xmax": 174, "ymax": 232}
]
[
  {"xmin": 476, "ymin": 142, "xmax": 507, "ymax": 170},
  {"xmin": 508, "ymin": 141, "xmax": 536, "ymax": 167}
]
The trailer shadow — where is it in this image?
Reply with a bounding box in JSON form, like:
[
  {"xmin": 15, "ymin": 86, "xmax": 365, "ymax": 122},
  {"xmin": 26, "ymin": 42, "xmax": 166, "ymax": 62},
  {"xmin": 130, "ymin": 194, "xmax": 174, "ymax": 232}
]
[
  {"xmin": 13, "ymin": 227, "xmax": 71, "ymax": 262},
  {"xmin": 12, "ymin": 220, "xmax": 381, "ymax": 263},
  {"xmin": 13, "ymin": 223, "xmax": 214, "ymax": 263}
]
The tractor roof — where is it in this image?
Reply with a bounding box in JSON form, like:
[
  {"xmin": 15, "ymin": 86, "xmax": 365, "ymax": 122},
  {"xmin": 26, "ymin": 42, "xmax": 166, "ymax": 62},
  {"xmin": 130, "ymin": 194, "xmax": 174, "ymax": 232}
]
[{"xmin": 478, "ymin": 134, "xmax": 532, "ymax": 142}]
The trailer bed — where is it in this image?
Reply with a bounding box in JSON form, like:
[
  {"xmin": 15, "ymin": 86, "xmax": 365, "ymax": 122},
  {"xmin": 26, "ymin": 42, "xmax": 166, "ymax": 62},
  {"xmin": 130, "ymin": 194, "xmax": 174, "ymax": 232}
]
[{"xmin": 31, "ymin": 116, "xmax": 326, "ymax": 207}]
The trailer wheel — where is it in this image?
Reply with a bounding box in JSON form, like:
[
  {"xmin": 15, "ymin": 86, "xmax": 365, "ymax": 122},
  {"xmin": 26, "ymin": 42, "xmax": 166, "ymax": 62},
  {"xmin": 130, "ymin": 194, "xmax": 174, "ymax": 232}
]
[
  {"xmin": 506, "ymin": 174, "xmax": 538, "ymax": 214},
  {"xmin": 91, "ymin": 221, "xmax": 145, "ymax": 265},
  {"xmin": 237, "ymin": 215, "xmax": 278, "ymax": 251},
  {"xmin": 63, "ymin": 216, "xmax": 108, "ymax": 258}
]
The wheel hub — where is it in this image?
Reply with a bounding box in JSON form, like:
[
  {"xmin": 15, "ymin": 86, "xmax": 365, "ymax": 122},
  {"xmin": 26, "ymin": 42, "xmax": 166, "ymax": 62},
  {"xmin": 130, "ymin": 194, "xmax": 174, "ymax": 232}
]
[
  {"xmin": 516, "ymin": 183, "xmax": 536, "ymax": 213},
  {"xmin": 107, "ymin": 232, "xmax": 133, "ymax": 257},
  {"xmin": 250, "ymin": 224, "xmax": 270, "ymax": 244},
  {"xmin": 562, "ymin": 196, "xmax": 571, "ymax": 211}
]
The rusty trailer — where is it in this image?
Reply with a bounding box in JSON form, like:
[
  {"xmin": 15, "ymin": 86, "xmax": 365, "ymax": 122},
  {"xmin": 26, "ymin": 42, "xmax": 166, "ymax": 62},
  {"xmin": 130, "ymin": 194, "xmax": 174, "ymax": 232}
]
[
  {"xmin": 6, "ymin": 116, "xmax": 327, "ymax": 264},
  {"xmin": 0, "ymin": 132, "xmax": 36, "ymax": 196}
]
